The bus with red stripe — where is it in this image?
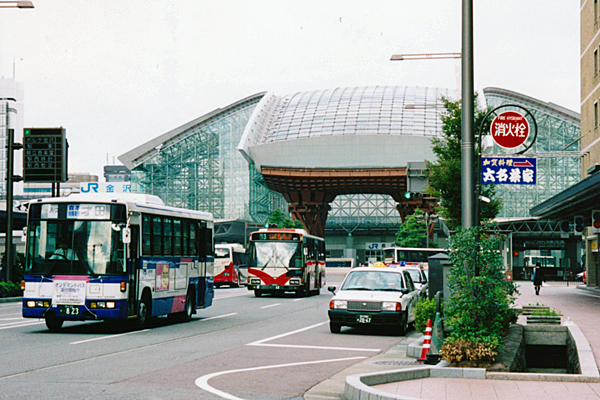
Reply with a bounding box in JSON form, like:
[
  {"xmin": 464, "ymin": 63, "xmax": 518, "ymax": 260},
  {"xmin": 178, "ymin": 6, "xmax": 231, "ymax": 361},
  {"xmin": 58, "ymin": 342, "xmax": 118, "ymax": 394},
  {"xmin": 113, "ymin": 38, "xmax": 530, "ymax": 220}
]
[
  {"xmin": 246, "ymin": 228, "xmax": 325, "ymax": 297},
  {"xmin": 214, "ymin": 243, "xmax": 247, "ymax": 287}
]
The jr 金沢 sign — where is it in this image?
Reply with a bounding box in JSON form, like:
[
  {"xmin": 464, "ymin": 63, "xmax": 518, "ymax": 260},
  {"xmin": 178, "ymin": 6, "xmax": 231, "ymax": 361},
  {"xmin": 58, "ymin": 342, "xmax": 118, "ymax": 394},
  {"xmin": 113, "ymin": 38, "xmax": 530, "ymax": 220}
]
[
  {"xmin": 481, "ymin": 157, "xmax": 536, "ymax": 185},
  {"xmin": 80, "ymin": 182, "xmax": 132, "ymax": 193}
]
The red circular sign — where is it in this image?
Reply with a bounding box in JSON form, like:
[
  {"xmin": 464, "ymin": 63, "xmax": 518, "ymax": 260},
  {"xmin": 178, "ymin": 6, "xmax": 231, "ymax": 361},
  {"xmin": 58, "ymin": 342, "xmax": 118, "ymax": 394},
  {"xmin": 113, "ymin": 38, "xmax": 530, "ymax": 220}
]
[{"xmin": 490, "ymin": 111, "xmax": 529, "ymax": 149}]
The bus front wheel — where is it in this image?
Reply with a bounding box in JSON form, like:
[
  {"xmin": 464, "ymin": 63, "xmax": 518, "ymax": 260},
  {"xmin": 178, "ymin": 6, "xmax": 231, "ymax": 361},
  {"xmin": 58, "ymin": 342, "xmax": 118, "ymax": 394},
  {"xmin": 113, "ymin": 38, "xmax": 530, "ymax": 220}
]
[
  {"xmin": 45, "ymin": 316, "xmax": 63, "ymax": 331},
  {"xmin": 254, "ymin": 289, "xmax": 262, "ymax": 297},
  {"xmin": 136, "ymin": 295, "xmax": 151, "ymax": 329}
]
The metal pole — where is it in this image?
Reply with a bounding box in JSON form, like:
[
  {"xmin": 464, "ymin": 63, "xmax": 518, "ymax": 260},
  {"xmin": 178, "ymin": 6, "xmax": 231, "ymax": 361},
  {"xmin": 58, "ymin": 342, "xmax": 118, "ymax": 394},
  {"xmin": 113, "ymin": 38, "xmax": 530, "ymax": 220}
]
[
  {"xmin": 461, "ymin": 0, "xmax": 475, "ymax": 230},
  {"xmin": 6, "ymin": 126, "xmax": 14, "ymax": 282}
]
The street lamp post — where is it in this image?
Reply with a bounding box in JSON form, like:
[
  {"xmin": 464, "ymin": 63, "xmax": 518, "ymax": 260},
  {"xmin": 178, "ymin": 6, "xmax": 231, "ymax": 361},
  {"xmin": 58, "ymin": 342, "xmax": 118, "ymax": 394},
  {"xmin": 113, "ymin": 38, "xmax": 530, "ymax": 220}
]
[
  {"xmin": 1, "ymin": 1, "xmax": 33, "ymax": 282},
  {"xmin": 416, "ymin": 212, "xmax": 438, "ymax": 248},
  {"xmin": 0, "ymin": 1, "xmax": 33, "ymax": 8}
]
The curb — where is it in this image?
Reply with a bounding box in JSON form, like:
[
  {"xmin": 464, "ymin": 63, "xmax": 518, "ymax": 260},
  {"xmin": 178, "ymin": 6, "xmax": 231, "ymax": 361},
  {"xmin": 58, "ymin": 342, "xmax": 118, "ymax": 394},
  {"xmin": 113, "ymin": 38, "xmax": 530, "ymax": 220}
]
[
  {"xmin": 344, "ymin": 320, "xmax": 600, "ymax": 400},
  {"xmin": 0, "ymin": 296, "xmax": 21, "ymax": 304}
]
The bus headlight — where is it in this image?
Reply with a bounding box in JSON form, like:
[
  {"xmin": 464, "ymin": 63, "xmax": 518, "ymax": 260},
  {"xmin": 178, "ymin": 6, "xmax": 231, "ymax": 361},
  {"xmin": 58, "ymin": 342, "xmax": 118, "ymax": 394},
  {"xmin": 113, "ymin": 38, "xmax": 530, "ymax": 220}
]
[
  {"xmin": 289, "ymin": 279, "xmax": 300, "ymax": 286},
  {"xmin": 250, "ymin": 279, "xmax": 261, "ymax": 285},
  {"xmin": 26, "ymin": 301, "xmax": 35, "ymax": 308},
  {"xmin": 382, "ymin": 302, "xmax": 401, "ymax": 311},
  {"xmin": 107, "ymin": 302, "xmax": 115, "ymax": 309},
  {"xmin": 329, "ymin": 300, "xmax": 347, "ymax": 309}
]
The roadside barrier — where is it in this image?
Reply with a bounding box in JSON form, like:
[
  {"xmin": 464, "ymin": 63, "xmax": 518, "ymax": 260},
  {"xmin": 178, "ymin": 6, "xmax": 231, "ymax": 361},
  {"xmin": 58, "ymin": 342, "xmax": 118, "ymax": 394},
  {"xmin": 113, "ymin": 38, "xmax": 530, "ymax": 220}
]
[{"xmin": 416, "ymin": 318, "xmax": 432, "ymax": 363}]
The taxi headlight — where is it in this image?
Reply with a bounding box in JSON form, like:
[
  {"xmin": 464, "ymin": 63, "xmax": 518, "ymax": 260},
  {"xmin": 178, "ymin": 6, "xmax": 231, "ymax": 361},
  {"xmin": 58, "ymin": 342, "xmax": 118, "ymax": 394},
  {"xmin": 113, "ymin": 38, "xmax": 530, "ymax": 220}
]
[
  {"xmin": 382, "ymin": 301, "xmax": 401, "ymax": 311},
  {"xmin": 329, "ymin": 300, "xmax": 347, "ymax": 309}
]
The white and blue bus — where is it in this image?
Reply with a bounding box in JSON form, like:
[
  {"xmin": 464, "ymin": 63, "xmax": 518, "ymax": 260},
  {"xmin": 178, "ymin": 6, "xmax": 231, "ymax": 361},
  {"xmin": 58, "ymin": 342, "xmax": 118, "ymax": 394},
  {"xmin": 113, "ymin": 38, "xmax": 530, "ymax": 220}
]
[{"xmin": 21, "ymin": 193, "xmax": 214, "ymax": 331}]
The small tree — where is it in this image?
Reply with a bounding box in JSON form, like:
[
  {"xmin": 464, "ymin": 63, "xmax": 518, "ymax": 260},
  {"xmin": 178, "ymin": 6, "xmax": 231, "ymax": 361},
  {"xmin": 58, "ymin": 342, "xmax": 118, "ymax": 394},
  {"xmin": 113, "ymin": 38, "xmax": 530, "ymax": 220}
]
[
  {"xmin": 428, "ymin": 96, "xmax": 502, "ymax": 229},
  {"xmin": 394, "ymin": 209, "xmax": 432, "ymax": 248},
  {"xmin": 440, "ymin": 225, "xmax": 518, "ymax": 363},
  {"xmin": 267, "ymin": 209, "xmax": 304, "ymax": 229}
]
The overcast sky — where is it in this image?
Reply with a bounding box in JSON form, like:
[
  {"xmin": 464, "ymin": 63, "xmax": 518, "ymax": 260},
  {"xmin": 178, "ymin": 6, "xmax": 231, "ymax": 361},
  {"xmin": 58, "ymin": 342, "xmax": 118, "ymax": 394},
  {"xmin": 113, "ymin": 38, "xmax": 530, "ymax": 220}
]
[{"xmin": 0, "ymin": 1, "xmax": 580, "ymax": 180}]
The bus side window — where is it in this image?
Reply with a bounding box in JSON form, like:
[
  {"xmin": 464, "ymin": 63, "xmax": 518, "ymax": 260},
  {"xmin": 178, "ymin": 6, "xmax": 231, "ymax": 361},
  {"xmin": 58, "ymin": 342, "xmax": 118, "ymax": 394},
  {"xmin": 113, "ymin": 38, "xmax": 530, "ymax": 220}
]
[{"xmin": 142, "ymin": 215, "xmax": 151, "ymax": 255}]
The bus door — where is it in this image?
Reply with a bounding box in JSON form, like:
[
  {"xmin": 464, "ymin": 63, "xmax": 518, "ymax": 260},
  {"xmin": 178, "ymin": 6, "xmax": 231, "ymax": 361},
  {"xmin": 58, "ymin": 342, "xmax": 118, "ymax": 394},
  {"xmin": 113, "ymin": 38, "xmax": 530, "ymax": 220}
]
[{"xmin": 127, "ymin": 226, "xmax": 139, "ymax": 317}]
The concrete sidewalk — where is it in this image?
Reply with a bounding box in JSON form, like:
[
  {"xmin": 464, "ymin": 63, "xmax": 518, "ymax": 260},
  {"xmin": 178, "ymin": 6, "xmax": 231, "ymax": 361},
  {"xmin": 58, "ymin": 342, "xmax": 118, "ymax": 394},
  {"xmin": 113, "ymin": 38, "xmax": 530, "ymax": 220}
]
[{"xmin": 304, "ymin": 283, "xmax": 600, "ymax": 400}]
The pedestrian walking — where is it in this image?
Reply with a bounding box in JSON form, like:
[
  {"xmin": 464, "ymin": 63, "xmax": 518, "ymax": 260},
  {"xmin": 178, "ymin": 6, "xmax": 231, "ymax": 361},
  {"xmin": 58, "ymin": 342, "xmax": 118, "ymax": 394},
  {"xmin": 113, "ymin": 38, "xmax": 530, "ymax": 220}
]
[{"xmin": 532, "ymin": 262, "xmax": 544, "ymax": 295}]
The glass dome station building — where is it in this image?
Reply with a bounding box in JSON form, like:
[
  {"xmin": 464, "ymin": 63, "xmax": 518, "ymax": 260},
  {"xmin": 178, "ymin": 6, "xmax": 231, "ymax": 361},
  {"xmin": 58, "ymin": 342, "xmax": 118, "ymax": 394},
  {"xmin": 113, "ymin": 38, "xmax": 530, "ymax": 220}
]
[{"xmin": 119, "ymin": 85, "xmax": 580, "ymax": 263}]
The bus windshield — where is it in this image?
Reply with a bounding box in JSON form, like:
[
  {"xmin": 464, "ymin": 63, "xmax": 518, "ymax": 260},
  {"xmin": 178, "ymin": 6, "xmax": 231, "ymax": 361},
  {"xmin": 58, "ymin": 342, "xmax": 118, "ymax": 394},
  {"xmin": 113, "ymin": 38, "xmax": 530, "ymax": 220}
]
[
  {"xmin": 26, "ymin": 219, "xmax": 126, "ymax": 276},
  {"xmin": 215, "ymin": 248, "xmax": 230, "ymax": 259},
  {"xmin": 251, "ymin": 242, "xmax": 301, "ymax": 269}
]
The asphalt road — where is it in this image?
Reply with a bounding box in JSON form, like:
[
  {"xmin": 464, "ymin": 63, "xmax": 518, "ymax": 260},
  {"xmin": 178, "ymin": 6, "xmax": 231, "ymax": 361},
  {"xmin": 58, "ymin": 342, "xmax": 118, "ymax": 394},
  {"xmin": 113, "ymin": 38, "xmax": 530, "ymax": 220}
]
[{"xmin": 0, "ymin": 268, "xmax": 407, "ymax": 400}]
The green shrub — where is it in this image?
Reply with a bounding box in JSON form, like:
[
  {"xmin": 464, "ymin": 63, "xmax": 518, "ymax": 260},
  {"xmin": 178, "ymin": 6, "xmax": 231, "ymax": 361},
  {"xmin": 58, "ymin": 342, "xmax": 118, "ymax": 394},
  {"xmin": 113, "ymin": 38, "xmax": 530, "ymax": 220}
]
[
  {"xmin": 0, "ymin": 280, "xmax": 22, "ymax": 298},
  {"xmin": 413, "ymin": 297, "xmax": 438, "ymax": 333},
  {"xmin": 531, "ymin": 307, "xmax": 562, "ymax": 316},
  {"xmin": 441, "ymin": 224, "xmax": 519, "ymax": 362}
]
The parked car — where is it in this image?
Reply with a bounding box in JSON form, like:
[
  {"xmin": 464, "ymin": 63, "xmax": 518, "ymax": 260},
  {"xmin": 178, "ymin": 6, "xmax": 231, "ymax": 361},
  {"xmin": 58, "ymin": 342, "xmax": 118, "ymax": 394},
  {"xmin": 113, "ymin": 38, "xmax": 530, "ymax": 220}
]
[
  {"xmin": 576, "ymin": 270, "xmax": 587, "ymax": 283},
  {"xmin": 327, "ymin": 266, "xmax": 420, "ymax": 335},
  {"xmin": 400, "ymin": 266, "xmax": 428, "ymax": 298}
]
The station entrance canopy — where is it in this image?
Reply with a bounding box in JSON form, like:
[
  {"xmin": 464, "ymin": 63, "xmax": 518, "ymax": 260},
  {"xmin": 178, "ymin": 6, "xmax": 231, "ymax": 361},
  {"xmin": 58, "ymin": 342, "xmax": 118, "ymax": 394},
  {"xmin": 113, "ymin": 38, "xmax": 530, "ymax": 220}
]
[{"xmin": 261, "ymin": 166, "xmax": 436, "ymax": 237}]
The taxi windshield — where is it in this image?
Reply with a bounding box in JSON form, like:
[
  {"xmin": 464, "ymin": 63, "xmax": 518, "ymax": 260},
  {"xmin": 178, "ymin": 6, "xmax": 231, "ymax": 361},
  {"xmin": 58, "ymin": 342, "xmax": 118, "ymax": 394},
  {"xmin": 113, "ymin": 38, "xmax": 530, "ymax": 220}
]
[{"xmin": 341, "ymin": 271, "xmax": 405, "ymax": 291}]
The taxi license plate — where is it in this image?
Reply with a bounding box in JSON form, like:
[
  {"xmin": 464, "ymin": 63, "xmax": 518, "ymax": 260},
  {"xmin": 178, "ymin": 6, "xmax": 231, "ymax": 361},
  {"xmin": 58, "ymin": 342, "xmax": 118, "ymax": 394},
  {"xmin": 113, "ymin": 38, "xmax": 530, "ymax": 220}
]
[
  {"xmin": 58, "ymin": 305, "xmax": 80, "ymax": 316},
  {"xmin": 356, "ymin": 315, "xmax": 372, "ymax": 324}
]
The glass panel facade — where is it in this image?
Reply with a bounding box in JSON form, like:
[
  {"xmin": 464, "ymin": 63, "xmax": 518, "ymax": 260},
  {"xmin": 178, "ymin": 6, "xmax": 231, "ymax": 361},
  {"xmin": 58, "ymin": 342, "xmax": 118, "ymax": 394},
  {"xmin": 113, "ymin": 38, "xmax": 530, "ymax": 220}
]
[
  {"xmin": 483, "ymin": 88, "xmax": 581, "ymax": 218},
  {"xmin": 129, "ymin": 95, "xmax": 286, "ymax": 222}
]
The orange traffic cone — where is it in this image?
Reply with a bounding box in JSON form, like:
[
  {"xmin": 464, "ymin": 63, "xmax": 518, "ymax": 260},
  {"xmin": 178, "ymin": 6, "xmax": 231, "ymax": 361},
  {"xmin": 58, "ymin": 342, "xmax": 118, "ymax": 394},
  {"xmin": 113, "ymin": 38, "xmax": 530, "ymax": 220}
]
[{"xmin": 416, "ymin": 318, "xmax": 432, "ymax": 363}]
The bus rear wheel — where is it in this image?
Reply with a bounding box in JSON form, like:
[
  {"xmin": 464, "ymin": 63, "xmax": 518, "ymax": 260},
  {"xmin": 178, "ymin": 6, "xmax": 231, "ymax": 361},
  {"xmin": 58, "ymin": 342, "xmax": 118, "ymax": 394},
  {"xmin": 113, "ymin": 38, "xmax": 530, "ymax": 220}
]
[
  {"xmin": 45, "ymin": 316, "xmax": 63, "ymax": 331},
  {"xmin": 181, "ymin": 290, "xmax": 194, "ymax": 322}
]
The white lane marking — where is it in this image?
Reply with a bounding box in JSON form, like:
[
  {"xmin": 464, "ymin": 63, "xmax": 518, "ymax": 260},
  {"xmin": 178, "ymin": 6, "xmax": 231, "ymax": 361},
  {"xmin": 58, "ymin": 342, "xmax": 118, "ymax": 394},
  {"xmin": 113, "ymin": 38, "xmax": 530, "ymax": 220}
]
[
  {"xmin": 247, "ymin": 321, "xmax": 381, "ymax": 352},
  {"xmin": 0, "ymin": 317, "xmax": 27, "ymax": 321},
  {"xmin": 260, "ymin": 303, "xmax": 281, "ymax": 309},
  {"xmin": 201, "ymin": 313, "xmax": 237, "ymax": 321},
  {"xmin": 292, "ymin": 298, "xmax": 304, "ymax": 302},
  {"xmin": 0, "ymin": 321, "xmax": 45, "ymax": 330},
  {"xmin": 195, "ymin": 356, "xmax": 367, "ymax": 400},
  {"xmin": 247, "ymin": 321, "xmax": 328, "ymax": 346},
  {"xmin": 71, "ymin": 329, "xmax": 150, "ymax": 345}
]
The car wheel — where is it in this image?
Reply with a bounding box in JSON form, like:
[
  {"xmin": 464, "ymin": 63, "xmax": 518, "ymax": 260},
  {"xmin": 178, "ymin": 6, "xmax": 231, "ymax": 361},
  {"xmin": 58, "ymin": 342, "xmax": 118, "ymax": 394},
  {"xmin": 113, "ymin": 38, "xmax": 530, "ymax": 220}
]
[
  {"xmin": 45, "ymin": 316, "xmax": 63, "ymax": 331},
  {"xmin": 329, "ymin": 321, "xmax": 341, "ymax": 333},
  {"xmin": 399, "ymin": 311, "xmax": 409, "ymax": 336}
]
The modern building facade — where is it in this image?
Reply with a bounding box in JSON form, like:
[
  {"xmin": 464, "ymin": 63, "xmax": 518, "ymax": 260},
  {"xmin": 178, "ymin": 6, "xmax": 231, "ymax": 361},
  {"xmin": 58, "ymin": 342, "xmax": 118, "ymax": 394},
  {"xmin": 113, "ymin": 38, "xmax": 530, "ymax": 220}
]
[
  {"xmin": 119, "ymin": 85, "xmax": 581, "ymax": 265},
  {"xmin": 119, "ymin": 93, "xmax": 288, "ymax": 224},
  {"xmin": 483, "ymin": 87, "xmax": 581, "ymax": 218}
]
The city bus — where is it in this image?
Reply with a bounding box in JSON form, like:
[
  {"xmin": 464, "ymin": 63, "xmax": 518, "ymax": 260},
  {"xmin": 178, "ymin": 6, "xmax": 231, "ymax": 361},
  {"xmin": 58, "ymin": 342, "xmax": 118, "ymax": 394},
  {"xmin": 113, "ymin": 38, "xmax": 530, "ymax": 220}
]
[
  {"xmin": 246, "ymin": 228, "xmax": 325, "ymax": 297},
  {"xmin": 383, "ymin": 246, "xmax": 446, "ymax": 269},
  {"xmin": 214, "ymin": 243, "xmax": 247, "ymax": 287},
  {"xmin": 524, "ymin": 255, "xmax": 556, "ymax": 268},
  {"xmin": 21, "ymin": 193, "xmax": 215, "ymax": 331}
]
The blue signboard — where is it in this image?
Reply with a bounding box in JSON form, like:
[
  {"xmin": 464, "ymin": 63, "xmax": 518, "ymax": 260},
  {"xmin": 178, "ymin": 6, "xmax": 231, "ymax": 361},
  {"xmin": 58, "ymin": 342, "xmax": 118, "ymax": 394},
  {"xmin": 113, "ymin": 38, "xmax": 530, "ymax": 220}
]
[{"xmin": 481, "ymin": 157, "xmax": 536, "ymax": 185}]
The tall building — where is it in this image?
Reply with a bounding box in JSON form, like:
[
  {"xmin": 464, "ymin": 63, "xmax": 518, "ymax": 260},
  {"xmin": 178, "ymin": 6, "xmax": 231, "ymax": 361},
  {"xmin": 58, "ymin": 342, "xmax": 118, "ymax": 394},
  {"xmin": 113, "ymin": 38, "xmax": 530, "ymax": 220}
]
[
  {"xmin": 582, "ymin": 1, "xmax": 600, "ymax": 177},
  {"xmin": 22, "ymin": 173, "xmax": 98, "ymax": 199},
  {"xmin": 104, "ymin": 165, "xmax": 130, "ymax": 182},
  {"xmin": 0, "ymin": 79, "xmax": 24, "ymax": 199}
]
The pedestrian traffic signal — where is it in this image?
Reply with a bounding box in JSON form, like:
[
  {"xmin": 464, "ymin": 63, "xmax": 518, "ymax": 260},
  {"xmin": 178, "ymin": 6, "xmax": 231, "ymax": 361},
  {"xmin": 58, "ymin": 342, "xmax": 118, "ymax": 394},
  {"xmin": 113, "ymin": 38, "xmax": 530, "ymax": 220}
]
[
  {"xmin": 592, "ymin": 210, "xmax": 600, "ymax": 233},
  {"xmin": 574, "ymin": 215, "xmax": 584, "ymax": 236}
]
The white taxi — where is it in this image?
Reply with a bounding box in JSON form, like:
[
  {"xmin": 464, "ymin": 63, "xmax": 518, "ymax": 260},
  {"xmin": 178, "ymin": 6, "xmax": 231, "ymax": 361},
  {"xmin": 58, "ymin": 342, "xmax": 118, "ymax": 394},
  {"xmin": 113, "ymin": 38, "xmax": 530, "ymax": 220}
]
[{"xmin": 327, "ymin": 265, "xmax": 419, "ymax": 335}]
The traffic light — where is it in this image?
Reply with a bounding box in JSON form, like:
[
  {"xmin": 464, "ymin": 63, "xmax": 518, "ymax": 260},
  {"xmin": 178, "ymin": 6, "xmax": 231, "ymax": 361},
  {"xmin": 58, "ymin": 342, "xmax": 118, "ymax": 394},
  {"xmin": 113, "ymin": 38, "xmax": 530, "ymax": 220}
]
[
  {"xmin": 574, "ymin": 215, "xmax": 584, "ymax": 236},
  {"xmin": 403, "ymin": 192, "xmax": 423, "ymax": 200},
  {"xmin": 559, "ymin": 220, "xmax": 571, "ymax": 234},
  {"xmin": 592, "ymin": 210, "xmax": 600, "ymax": 233}
]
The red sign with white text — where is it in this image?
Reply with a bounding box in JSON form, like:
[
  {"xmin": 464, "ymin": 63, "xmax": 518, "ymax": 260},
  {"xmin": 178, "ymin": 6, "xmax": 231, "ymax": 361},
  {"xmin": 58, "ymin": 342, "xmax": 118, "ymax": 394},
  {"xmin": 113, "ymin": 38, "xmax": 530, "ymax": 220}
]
[{"xmin": 490, "ymin": 111, "xmax": 529, "ymax": 149}]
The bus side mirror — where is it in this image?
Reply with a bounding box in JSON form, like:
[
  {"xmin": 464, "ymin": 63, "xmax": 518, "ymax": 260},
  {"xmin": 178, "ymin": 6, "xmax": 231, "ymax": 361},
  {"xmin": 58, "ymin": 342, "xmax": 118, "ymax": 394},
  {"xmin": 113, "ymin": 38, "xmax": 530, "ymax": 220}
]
[{"xmin": 122, "ymin": 227, "xmax": 131, "ymax": 244}]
